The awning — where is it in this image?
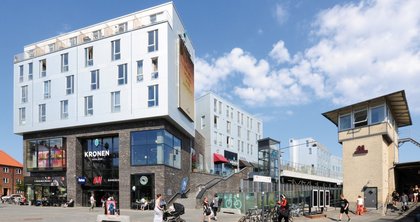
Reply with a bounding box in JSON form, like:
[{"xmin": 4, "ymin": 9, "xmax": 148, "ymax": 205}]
[{"xmin": 213, "ymin": 153, "xmax": 229, "ymax": 164}]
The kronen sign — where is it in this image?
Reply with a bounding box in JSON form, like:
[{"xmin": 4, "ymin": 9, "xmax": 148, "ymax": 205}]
[{"xmin": 84, "ymin": 150, "xmax": 110, "ymax": 158}]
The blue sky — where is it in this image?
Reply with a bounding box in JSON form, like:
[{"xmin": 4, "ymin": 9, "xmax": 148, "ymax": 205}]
[{"xmin": 1, "ymin": 0, "xmax": 420, "ymax": 163}]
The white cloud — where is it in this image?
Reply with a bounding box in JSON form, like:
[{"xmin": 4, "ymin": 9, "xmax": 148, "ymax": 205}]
[
  {"xmin": 274, "ymin": 3, "xmax": 289, "ymax": 25},
  {"xmin": 195, "ymin": 0, "xmax": 420, "ymax": 113}
]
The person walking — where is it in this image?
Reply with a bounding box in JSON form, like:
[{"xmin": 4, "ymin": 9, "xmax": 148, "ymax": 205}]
[
  {"xmin": 339, "ymin": 194, "xmax": 351, "ymax": 221},
  {"xmin": 414, "ymin": 185, "xmax": 419, "ymax": 203},
  {"xmin": 153, "ymin": 194, "xmax": 164, "ymax": 222},
  {"xmin": 202, "ymin": 197, "xmax": 211, "ymax": 222},
  {"xmin": 400, "ymin": 192, "xmax": 409, "ymax": 211},
  {"xmin": 277, "ymin": 194, "xmax": 289, "ymax": 222},
  {"xmin": 211, "ymin": 194, "xmax": 219, "ymax": 221},
  {"xmin": 89, "ymin": 193, "xmax": 96, "ymax": 212},
  {"xmin": 355, "ymin": 195, "xmax": 364, "ymax": 215}
]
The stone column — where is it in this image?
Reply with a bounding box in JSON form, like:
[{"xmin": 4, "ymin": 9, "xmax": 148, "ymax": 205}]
[
  {"xmin": 119, "ymin": 130, "xmax": 131, "ymax": 209},
  {"xmin": 66, "ymin": 136, "xmax": 83, "ymax": 206}
]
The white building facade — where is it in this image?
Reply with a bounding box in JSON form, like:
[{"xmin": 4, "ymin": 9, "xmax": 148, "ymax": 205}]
[
  {"xmin": 289, "ymin": 137, "xmax": 342, "ymax": 180},
  {"xmin": 13, "ymin": 2, "xmax": 195, "ymax": 209},
  {"xmin": 195, "ymin": 92, "xmax": 263, "ymax": 175}
]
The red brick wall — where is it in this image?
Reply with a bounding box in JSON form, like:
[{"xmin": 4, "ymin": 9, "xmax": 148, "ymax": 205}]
[{"xmin": 0, "ymin": 165, "xmax": 24, "ymax": 196}]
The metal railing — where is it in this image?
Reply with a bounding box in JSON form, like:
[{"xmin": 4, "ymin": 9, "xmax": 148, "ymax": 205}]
[{"xmin": 281, "ymin": 160, "xmax": 342, "ymax": 180}]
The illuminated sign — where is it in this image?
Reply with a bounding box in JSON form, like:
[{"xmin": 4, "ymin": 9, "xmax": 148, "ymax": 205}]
[
  {"xmin": 93, "ymin": 176, "xmax": 103, "ymax": 185},
  {"xmin": 354, "ymin": 145, "xmax": 368, "ymax": 155},
  {"xmin": 77, "ymin": 177, "xmax": 86, "ymax": 184},
  {"xmin": 84, "ymin": 150, "xmax": 110, "ymax": 158}
]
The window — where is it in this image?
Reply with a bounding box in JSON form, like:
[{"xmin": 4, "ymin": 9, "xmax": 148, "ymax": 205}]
[
  {"xmin": 70, "ymin": 36, "xmax": 77, "ymax": 46},
  {"xmin": 226, "ymin": 105, "xmax": 229, "ymax": 117},
  {"xmin": 201, "ymin": 115, "xmax": 206, "ymax": 129},
  {"xmin": 48, "ymin": 43, "xmax": 55, "ymax": 52},
  {"xmin": 218, "ymin": 133, "xmax": 222, "ymax": 146},
  {"xmin": 85, "ymin": 46, "xmax": 93, "ymax": 66},
  {"xmin": 111, "ymin": 39, "xmax": 121, "ymax": 60},
  {"xmin": 354, "ymin": 109, "xmax": 368, "ymax": 127},
  {"xmin": 237, "ymin": 111, "xmax": 240, "ymax": 123},
  {"xmin": 27, "ymin": 138, "xmax": 66, "ymax": 170},
  {"xmin": 148, "ymin": 30, "xmax": 158, "ymax": 52},
  {"xmin": 16, "ymin": 169, "xmax": 22, "ymax": 174},
  {"xmin": 61, "ymin": 53, "xmax": 69, "ymax": 72},
  {"xmin": 19, "ymin": 65, "xmax": 24, "ymax": 82},
  {"xmin": 131, "ymin": 130, "xmax": 181, "ymax": 168},
  {"xmin": 28, "ymin": 62, "xmax": 33, "ymax": 80},
  {"xmin": 150, "ymin": 14, "xmax": 157, "ymax": 23},
  {"xmin": 43, "ymin": 80, "xmax": 51, "ymax": 99},
  {"xmin": 118, "ymin": 64, "xmax": 127, "ymax": 85},
  {"xmin": 151, "ymin": 57, "xmax": 158, "ymax": 79},
  {"xmin": 214, "ymin": 99, "xmax": 217, "ymax": 112},
  {"xmin": 111, "ymin": 91, "xmax": 121, "ymax": 112},
  {"xmin": 3, "ymin": 167, "xmax": 9, "ymax": 173},
  {"xmin": 66, "ymin": 75, "xmax": 74, "ymax": 95},
  {"xmin": 93, "ymin": 30, "xmax": 102, "ymax": 40},
  {"xmin": 91, "ymin": 70, "xmax": 100, "ymax": 90},
  {"xmin": 339, "ymin": 114, "xmax": 351, "ymax": 131},
  {"xmin": 40, "ymin": 59, "xmax": 47, "ymax": 77},
  {"xmin": 84, "ymin": 96, "xmax": 93, "ymax": 116},
  {"xmin": 60, "ymin": 100, "xmax": 68, "ymax": 119},
  {"xmin": 371, "ymin": 105, "xmax": 385, "ymax": 124},
  {"xmin": 214, "ymin": 116, "xmax": 218, "ymax": 129},
  {"xmin": 238, "ymin": 126, "xmax": 241, "ymax": 137},
  {"xmin": 39, "ymin": 104, "xmax": 46, "ymax": 122},
  {"xmin": 218, "ymin": 101, "xmax": 222, "ymax": 114},
  {"xmin": 19, "ymin": 108, "xmax": 26, "ymax": 125},
  {"xmin": 3, "ymin": 178, "xmax": 8, "ymax": 184},
  {"xmin": 227, "ymin": 121, "xmax": 231, "ymax": 134},
  {"xmin": 257, "ymin": 122, "xmax": 261, "ymax": 133},
  {"xmin": 117, "ymin": 22, "xmax": 127, "ymax": 33},
  {"xmin": 21, "ymin": 85, "xmax": 28, "ymax": 103},
  {"xmin": 247, "ymin": 130, "xmax": 250, "ymax": 141},
  {"xmin": 213, "ymin": 131, "xmax": 217, "ymax": 145},
  {"xmin": 16, "ymin": 179, "xmax": 22, "ymax": 184},
  {"xmin": 137, "ymin": 60, "xmax": 143, "ymax": 81},
  {"xmin": 148, "ymin": 84, "xmax": 159, "ymax": 107}
]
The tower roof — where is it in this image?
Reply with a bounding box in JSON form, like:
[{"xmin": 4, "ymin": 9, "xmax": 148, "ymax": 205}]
[
  {"xmin": 322, "ymin": 90, "xmax": 412, "ymax": 128},
  {"xmin": 0, "ymin": 150, "xmax": 23, "ymax": 168}
]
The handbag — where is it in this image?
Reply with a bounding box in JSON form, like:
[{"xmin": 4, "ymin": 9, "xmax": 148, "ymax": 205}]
[{"xmin": 205, "ymin": 207, "xmax": 211, "ymax": 216}]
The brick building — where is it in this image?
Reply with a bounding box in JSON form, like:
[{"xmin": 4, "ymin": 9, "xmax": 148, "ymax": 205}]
[{"xmin": 0, "ymin": 150, "xmax": 23, "ymax": 196}]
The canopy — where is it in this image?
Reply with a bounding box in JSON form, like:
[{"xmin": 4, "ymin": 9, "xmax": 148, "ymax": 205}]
[{"xmin": 213, "ymin": 153, "xmax": 229, "ymax": 163}]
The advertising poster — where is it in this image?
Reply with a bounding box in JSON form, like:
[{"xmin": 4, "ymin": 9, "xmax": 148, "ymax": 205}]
[{"xmin": 178, "ymin": 36, "xmax": 194, "ymax": 122}]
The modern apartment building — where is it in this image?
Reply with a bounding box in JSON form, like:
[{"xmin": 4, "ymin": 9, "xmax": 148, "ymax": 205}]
[
  {"xmin": 0, "ymin": 150, "xmax": 24, "ymax": 196},
  {"xmin": 195, "ymin": 92, "xmax": 263, "ymax": 175},
  {"xmin": 13, "ymin": 2, "xmax": 195, "ymax": 208},
  {"xmin": 288, "ymin": 137, "xmax": 342, "ymax": 180}
]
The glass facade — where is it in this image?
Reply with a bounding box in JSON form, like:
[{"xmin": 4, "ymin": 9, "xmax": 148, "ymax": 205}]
[
  {"xmin": 27, "ymin": 138, "xmax": 66, "ymax": 171},
  {"xmin": 131, "ymin": 130, "xmax": 181, "ymax": 168}
]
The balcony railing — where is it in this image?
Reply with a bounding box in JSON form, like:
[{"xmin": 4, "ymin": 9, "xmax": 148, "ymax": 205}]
[
  {"xmin": 14, "ymin": 11, "xmax": 172, "ymax": 63},
  {"xmin": 280, "ymin": 159, "xmax": 343, "ymax": 180}
]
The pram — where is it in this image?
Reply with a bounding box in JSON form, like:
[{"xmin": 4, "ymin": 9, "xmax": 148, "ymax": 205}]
[{"xmin": 163, "ymin": 203, "xmax": 185, "ymax": 222}]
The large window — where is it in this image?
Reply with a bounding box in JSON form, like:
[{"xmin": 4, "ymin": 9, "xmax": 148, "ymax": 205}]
[
  {"xmin": 21, "ymin": 85, "xmax": 28, "ymax": 103},
  {"xmin": 339, "ymin": 114, "xmax": 351, "ymax": 131},
  {"xmin": 148, "ymin": 84, "xmax": 159, "ymax": 107},
  {"xmin": 91, "ymin": 70, "xmax": 100, "ymax": 90},
  {"xmin": 60, "ymin": 100, "xmax": 69, "ymax": 119},
  {"xmin": 27, "ymin": 138, "xmax": 66, "ymax": 171},
  {"xmin": 371, "ymin": 105, "xmax": 385, "ymax": 124},
  {"xmin": 131, "ymin": 130, "xmax": 181, "ymax": 169},
  {"xmin": 61, "ymin": 53, "xmax": 69, "ymax": 72},
  {"xmin": 111, "ymin": 39, "xmax": 121, "ymax": 61},
  {"xmin": 148, "ymin": 30, "xmax": 158, "ymax": 52},
  {"xmin": 111, "ymin": 91, "xmax": 120, "ymax": 113},
  {"xmin": 85, "ymin": 96, "xmax": 93, "ymax": 116},
  {"xmin": 66, "ymin": 75, "xmax": 74, "ymax": 95},
  {"xmin": 28, "ymin": 62, "xmax": 33, "ymax": 80},
  {"xmin": 19, "ymin": 107, "xmax": 26, "ymax": 125},
  {"xmin": 39, "ymin": 104, "xmax": 46, "ymax": 122},
  {"xmin": 85, "ymin": 46, "xmax": 93, "ymax": 67},
  {"xmin": 118, "ymin": 64, "xmax": 127, "ymax": 85},
  {"xmin": 40, "ymin": 59, "xmax": 47, "ymax": 77},
  {"xmin": 137, "ymin": 60, "xmax": 143, "ymax": 82},
  {"xmin": 43, "ymin": 80, "xmax": 51, "ymax": 99},
  {"xmin": 151, "ymin": 57, "xmax": 158, "ymax": 79},
  {"xmin": 19, "ymin": 65, "xmax": 24, "ymax": 82}
]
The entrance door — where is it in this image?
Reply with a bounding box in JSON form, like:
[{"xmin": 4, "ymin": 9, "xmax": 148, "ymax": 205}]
[
  {"xmin": 364, "ymin": 187, "xmax": 377, "ymax": 208},
  {"xmin": 3, "ymin": 188, "xmax": 9, "ymax": 196}
]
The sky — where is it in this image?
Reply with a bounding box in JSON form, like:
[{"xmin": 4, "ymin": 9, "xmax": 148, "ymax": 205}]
[{"xmin": 1, "ymin": 0, "xmax": 420, "ymax": 164}]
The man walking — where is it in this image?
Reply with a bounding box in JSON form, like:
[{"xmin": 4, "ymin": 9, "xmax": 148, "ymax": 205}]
[
  {"xmin": 339, "ymin": 194, "xmax": 351, "ymax": 221},
  {"xmin": 211, "ymin": 194, "xmax": 219, "ymax": 221},
  {"xmin": 90, "ymin": 193, "xmax": 96, "ymax": 211}
]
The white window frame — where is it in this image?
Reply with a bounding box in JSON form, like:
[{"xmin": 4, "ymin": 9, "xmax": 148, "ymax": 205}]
[
  {"xmin": 19, "ymin": 107, "xmax": 26, "ymax": 125},
  {"xmin": 118, "ymin": 64, "xmax": 127, "ymax": 85},
  {"xmin": 19, "ymin": 65, "xmax": 24, "ymax": 82},
  {"xmin": 200, "ymin": 115, "xmax": 206, "ymax": 129},
  {"xmin": 43, "ymin": 80, "xmax": 51, "ymax": 99},
  {"xmin": 61, "ymin": 53, "xmax": 69, "ymax": 72},
  {"xmin": 117, "ymin": 22, "xmax": 127, "ymax": 33},
  {"xmin": 84, "ymin": 96, "xmax": 93, "ymax": 116},
  {"xmin": 91, "ymin": 70, "xmax": 100, "ymax": 90},
  {"xmin": 353, "ymin": 109, "xmax": 368, "ymax": 127},
  {"xmin": 3, "ymin": 178, "xmax": 9, "ymax": 184},
  {"xmin": 151, "ymin": 57, "xmax": 158, "ymax": 79},
  {"xmin": 66, "ymin": 75, "xmax": 74, "ymax": 95},
  {"xmin": 40, "ymin": 59, "xmax": 47, "ymax": 77},
  {"xmin": 60, "ymin": 100, "xmax": 69, "ymax": 119},
  {"xmin": 16, "ymin": 169, "xmax": 22, "ymax": 174},
  {"xmin": 85, "ymin": 46, "xmax": 93, "ymax": 67},
  {"xmin": 148, "ymin": 29, "xmax": 158, "ymax": 52},
  {"xmin": 3, "ymin": 167, "xmax": 9, "ymax": 173},
  {"xmin": 21, "ymin": 85, "xmax": 28, "ymax": 103},
  {"xmin": 70, "ymin": 36, "xmax": 78, "ymax": 46},
  {"xmin": 111, "ymin": 39, "xmax": 121, "ymax": 61},
  {"xmin": 111, "ymin": 91, "xmax": 121, "ymax": 113},
  {"xmin": 150, "ymin": 14, "xmax": 157, "ymax": 23},
  {"xmin": 93, "ymin": 29, "xmax": 102, "ymax": 40},
  {"xmin": 28, "ymin": 62, "xmax": 33, "ymax": 80},
  {"xmin": 39, "ymin": 104, "xmax": 46, "ymax": 122},
  {"xmin": 147, "ymin": 84, "xmax": 159, "ymax": 107},
  {"xmin": 137, "ymin": 60, "xmax": 143, "ymax": 81},
  {"xmin": 48, "ymin": 43, "xmax": 56, "ymax": 52}
]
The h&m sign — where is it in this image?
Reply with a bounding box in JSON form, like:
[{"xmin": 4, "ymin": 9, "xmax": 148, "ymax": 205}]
[{"xmin": 354, "ymin": 145, "xmax": 368, "ymax": 155}]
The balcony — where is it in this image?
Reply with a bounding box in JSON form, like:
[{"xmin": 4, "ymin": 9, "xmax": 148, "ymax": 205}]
[{"xmin": 14, "ymin": 11, "xmax": 172, "ymax": 63}]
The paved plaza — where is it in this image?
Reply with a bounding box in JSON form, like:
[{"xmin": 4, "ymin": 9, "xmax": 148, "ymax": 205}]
[{"xmin": 1, "ymin": 202, "xmax": 420, "ymax": 222}]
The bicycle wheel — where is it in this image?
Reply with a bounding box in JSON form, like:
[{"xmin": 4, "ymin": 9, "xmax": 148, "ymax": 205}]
[{"xmin": 234, "ymin": 199, "xmax": 242, "ymax": 209}]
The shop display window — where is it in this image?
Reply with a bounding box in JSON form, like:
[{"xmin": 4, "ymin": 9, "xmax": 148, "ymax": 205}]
[{"xmin": 26, "ymin": 138, "xmax": 66, "ymax": 171}]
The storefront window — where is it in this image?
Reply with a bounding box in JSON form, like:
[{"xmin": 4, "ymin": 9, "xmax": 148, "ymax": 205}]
[
  {"xmin": 26, "ymin": 138, "xmax": 66, "ymax": 171},
  {"xmin": 131, "ymin": 130, "xmax": 181, "ymax": 169}
]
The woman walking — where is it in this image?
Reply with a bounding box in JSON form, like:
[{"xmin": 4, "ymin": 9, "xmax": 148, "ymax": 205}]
[
  {"xmin": 153, "ymin": 194, "xmax": 164, "ymax": 222},
  {"xmin": 202, "ymin": 196, "xmax": 211, "ymax": 222},
  {"xmin": 89, "ymin": 193, "xmax": 96, "ymax": 212}
]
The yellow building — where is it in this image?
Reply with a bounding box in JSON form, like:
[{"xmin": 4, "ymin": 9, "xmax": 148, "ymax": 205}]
[{"xmin": 323, "ymin": 90, "xmax": 412, "ymax": 214}]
